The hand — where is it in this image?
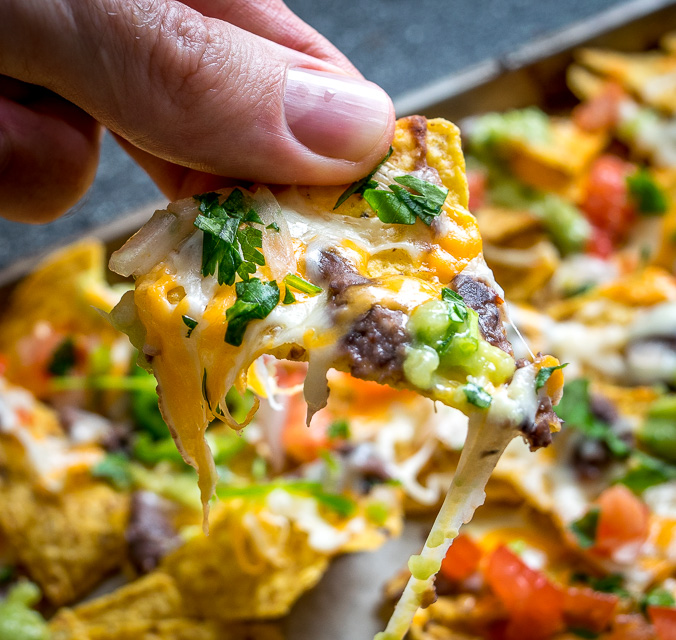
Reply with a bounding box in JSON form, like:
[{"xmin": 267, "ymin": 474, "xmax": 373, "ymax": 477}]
[{"xmin": 0, "ymin": 0, "xmax": 395, "ymax": 222}]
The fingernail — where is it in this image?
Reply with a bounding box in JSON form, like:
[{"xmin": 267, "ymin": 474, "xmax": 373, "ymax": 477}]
[{"xmin": 284, "ymin": 68, "xmax": 392, "ymax": 162}]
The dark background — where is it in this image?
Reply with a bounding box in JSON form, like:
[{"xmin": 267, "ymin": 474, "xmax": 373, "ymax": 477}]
[{"xmin": 0, "ymin": 0, "xmax": 652, "ymax": 272}]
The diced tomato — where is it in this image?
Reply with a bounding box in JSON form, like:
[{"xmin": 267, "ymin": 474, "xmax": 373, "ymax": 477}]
[
  {"xmin": 440, "ymin": 534, "xmax": 482, "ymax": 582},
  {"xmin": 281, "ymin": 394, "xmax": 331, "ymax": 463},
  {"xmin": 564, "ymin": 586, "xmax": 618, "ymax": 632},
  {"xmin": 467, "ymin": 168, "xmax": 487, "ymax": 212},
  {"xmin": 581, "ymin": 155, "xmax": 637, "ymax": 246},
  {"xmin": 594, "ymin": 485, "xmax": 650, "ymax": 559},
  {"xmin": 572, "ymin": 83, "xmax": 624, "ymax": 132},
  {"xmin": 586, "ymin": 226, "xmax": 614, "ymax": 259},
  {"xmin": 484, "ymin": 546, "xmax": 564, "ymax": 640},
  {"xmin": 649, "ymin": 606, "xmax": 676, "ymax": 640},
  {"xmin": 605, "ymin": 614, "xmax": 656, "ymax": 640}
]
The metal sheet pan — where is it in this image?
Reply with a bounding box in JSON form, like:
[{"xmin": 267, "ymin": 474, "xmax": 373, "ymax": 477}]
[{"xmin": 2, "ymin": 0, "xmax": 675, "ymax": 637}]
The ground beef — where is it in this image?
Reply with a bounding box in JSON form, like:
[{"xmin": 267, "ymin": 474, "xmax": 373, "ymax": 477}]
[
  {"xmin": 311, "ymin": 250, "xmax": 369, "ymax": 304},
  {"xmin": 341, "ymin": 305, "xmax": 409, "ymax": 383},
  {"xmin": 521, "ymin": 396, "xmax": 558, "ymax": 450},
  {"xmin": 126, "ymin": 491, "xmax": 181, "ymax": 574},
  {"xmin": 451, "ymin": 274, "xmax": 512, "ymax": 355}
]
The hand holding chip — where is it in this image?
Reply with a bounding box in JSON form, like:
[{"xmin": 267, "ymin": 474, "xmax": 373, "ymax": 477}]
[{"xmin": 0, "ymin": 0, "xmax": 395, "ymax": 222}]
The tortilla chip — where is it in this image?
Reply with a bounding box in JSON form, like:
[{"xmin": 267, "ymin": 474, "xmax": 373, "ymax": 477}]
[
  {"xmin": 161, "ymin": 499, "xmax": 330, "ymax": 620},
  {"xmin": 50, "ymin": 574, "xmax": 283, "ymax": 640},
  {"xmin": 0, "ymin": 479, "xmax": 129, "ymax": 605},
  {"xmin": 577, "ymin": 48, "xmax": 676, "ymax": 114}
]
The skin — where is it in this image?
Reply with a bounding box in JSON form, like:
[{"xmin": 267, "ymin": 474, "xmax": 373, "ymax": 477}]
[{"xmin": 0, "ymin": 0, "xmax": 395, "ymax": 223}]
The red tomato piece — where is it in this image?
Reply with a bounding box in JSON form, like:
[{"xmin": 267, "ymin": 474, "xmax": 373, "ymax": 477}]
[
  {"xmin": 594, "ymin": 485, "xmax": 650, "ymax": 558},
  {"xmin": 649, "ymin": 606, "xmax": 676, "ymax": 640},
  {"xmin": 467, "ymin": 168, "xmax": 487, "ymax": 212},
  {"xmin": 564, "ymin": 586, "xmax": 619, "ymax": 633},
  {"xmin": 586, "ymin": 226, "xmax": 614, "ymax": 259},
  {"xmin": 484, "ymin": 546, "xmax": 564, "ymax": 640},
  {"xmin": 572, "ymin": 83, "xmax": 624, "ymax": 132},
  {"xmin": 581, "ymin": 155, "xmax": 636, "ymax": 246},
  {"xmin": 440, "ymin": 534, "xmax": 482, "ymax": 582},
  {"xmin": 281, "ymin": 394, "xmax": 331, "ymax": 463}
]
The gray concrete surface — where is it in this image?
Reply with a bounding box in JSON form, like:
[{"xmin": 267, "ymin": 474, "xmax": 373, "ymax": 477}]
[{"xmin": 0, "ymin": 0, "xmax": 644, "ymax": 271}]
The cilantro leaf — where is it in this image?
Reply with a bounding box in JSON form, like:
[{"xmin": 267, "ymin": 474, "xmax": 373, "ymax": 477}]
[
  {"xmin": 556, "ymin": 379, "xmax": 631, "ymax": 458},
  {"xmin": 91, "ymin": 453, "xmax": 133, "ymax": 491},
  {"xmin": 181, "ymin": 315, "xmax": 198, "ymax": 338},
  {"xmin": 333, "ymin": 147, "xmax": 393, "ymax": 210},
  {"xmin": 328, "ymin": 419, "xmax": 350, "ymax": 440},
  {"xmin": 48, "ymin": 337, "xmax": 77, "ymax": 376},
  {"xmin": 363, "ymin": 189, "xmax": 416, "ymax": 224},
  {"xmin": 225, "ymin": 279, "xmax": 280, "ymax": 346},
  {"xmin": 394, "ymin": 175, "xmax": 448, "ymax": 212},
  {"xmin": 617, "ymin": 452, "xmax": 676, "ymax": 494},
  {"xmin": 627, "ymin": 169, "xmax": 668, "ymax": 216},
  {"xmin": 283, "ymin": 274, "xmax": 323, "ymax": 295},
  {"xmin": 463, "ymin": 382, "xmax": 492, "ymax": 409},
  {"xmin": 193, "ymin": 189, "xmax": 267, "ymax": 286},
  {"xmin": 282, "ymin": 287, "xmax": 296, "ymax": 304},
  {"xmin": 571, "ymin": 573, "xmax": 629, "ymax": 597},
  {"xmin": 266, "ymin": 222, "xmax": 280, "ymax": 232},
  {"xmin": 640, "ymin": 588, "xmax": 676, "ymax": 612},
  {"xmin": 361, "ymin": 175, "xmax": 449, "ymax": 226},
  {"xmin": 535, "ymin": 363, "xmax": 567, "ymax": 390},
  {"xmin": 441, "ymin": 287, "xmax": 468, "ymax": 323},
  {"xmin": 570, "ymin": 507, "xmax": 600, "ymax": 549}
]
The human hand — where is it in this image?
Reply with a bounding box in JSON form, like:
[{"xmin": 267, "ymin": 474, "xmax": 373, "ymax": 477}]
[{"xmin": 0, "ymin": 0, "xmax": 395, "ymax": 222}]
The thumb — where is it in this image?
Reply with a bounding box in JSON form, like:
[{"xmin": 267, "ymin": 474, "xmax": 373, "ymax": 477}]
[{"xmin": 2, "ymin": 0, "xmax": 395, "ymax": 185}]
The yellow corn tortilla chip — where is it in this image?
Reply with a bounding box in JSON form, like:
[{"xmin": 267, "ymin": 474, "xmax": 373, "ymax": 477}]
[
  {"xmin": 0, "ymin": 479, "xmax": 129, "ymax": 605},
  {"xmin": 577, "ymin": 48, "xmax": 676, "ymax": 114}
]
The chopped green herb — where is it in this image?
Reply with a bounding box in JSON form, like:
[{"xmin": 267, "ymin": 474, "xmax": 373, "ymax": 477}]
[
  {"xmin": 569, "ymin": 628, "xmax": 600, "ymax": 639},
  {"xmin": 334, "ymin": 147, "xmax": 393, "ymax": 210},
  {"xmin": 328, "ymin": 419, "xmax": 350, "ymax": 440},
  {"xmin": 282, "ymin": 287, "xmax": 296, "ymax": 304},
  {"xmin": 440, "ymin": 288, "xmax": 468, "ymax": 323},
  {"xmin": 225, "ymin": 278, "xmax": 280, "ymax": 347},
  {"xmin": 617, "ymin": 452, "xmax": 676, "ymax": 494},
  {"xmin": 266, "ymin": 222, "xmax": 280, "ymax": 232},
  {"xmin": 0, "ymin": 566, "xmax": 13, "ymax": 584},
  {"xmin": 363, "ymin": 189, "xmax": 416, "ymax": 224},
  {"xmin": 535, "ymin": 363, "xmax": 568, "ymax": 390},
  {"xmin": 556, "ymin": 379, "xmax": 631, "ymax": 458},
  {"xmin": 283, "ymin": 274, "xmax": 323, "ymax": 295},
  {"xmin": 91, "ymin": 453, "xmax": 133, "ymax": 491},
  {"xmin": 202, "ymin": 369, "xmax": 211, "ymax": 411},
  {"xmin": 47, "ymin": 337, "xmax": 77, "ymax": 376},
  {"xmin": 463, "ymin": 382, "xmax": 492, "ymax": 409},
  {"xmin": 627, "ymin": 169, "xmax": 668, "ymax": 216},
  {"xmin": 193, "ymin": 189, "xmax": 267, "ymax": 286},
  {"xmin": 640, "ymin": 587, "xmax": 675, "ymax": 613},
  {"xmin": 469, "ymin": 107, "xmax": 552, "ymax": 154},
  {"xmin": 181, "ymin": 315, "xmax": 198, "ymax": 337},
  {"xmin": 570, "ymin": 507, "xmax": 600, "ymax": 549},
  {"xmin": 132, "ymin": 433, "xmax": 186, "ymax": 467},
  {"xmin": 571, "ymin": 572, "xmax": 629, "ymax": 597},
  {"xmin": 362, "ymin": 176, "xmax": 449, "ymax": 226}
]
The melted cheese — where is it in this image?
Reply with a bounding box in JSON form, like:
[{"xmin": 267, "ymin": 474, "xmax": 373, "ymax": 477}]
[{"xmin": 109, "ymin": 117, "xmax": 562, "ymax": 637}]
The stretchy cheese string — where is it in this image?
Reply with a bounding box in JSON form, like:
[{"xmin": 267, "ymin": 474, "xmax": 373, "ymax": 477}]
[{"xmin": 375, "ymin": 413, "xmax": 516, "ymax": 640}]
